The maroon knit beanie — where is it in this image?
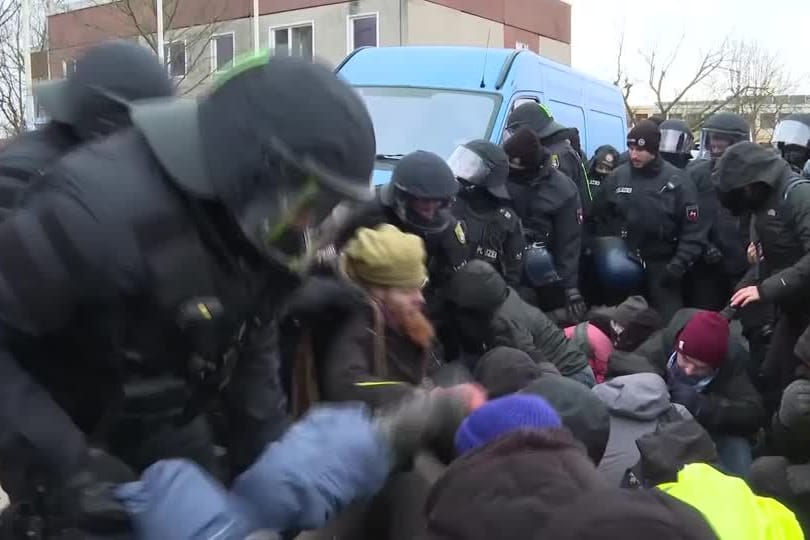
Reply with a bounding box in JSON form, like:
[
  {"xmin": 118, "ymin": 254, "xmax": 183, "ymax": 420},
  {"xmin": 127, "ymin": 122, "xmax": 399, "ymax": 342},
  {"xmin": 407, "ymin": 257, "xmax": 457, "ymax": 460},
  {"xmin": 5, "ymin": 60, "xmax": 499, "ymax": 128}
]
[{"xmin": 676, "ymin": 311, "xmax": 730, "ymax": 369}]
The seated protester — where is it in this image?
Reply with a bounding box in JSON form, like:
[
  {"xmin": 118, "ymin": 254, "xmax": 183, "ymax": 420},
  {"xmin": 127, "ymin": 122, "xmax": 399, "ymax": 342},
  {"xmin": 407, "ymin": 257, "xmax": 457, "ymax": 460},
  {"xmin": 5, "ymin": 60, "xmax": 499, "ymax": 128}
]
[
  {"xmin": 473, "ymin": 347, "xmax": 548, "ymax": 398},
  {"xmin": 592, "ymin": 373, "xmax": 692, "ymax": 486},
  {"xmin": 749, "ymin": 380, "xmax": 810, "ymax": 533},
  {"xmin": 587, "ymin": 295, "xmax": 663, "ymax": 349},
  {"xmin": 564, "ymin": 321, "xmax": 613, "ymax": 384},
  {"xmin": 608, "ymin": 309, "xmax": 766, "ymax": 478},
  {"xmin": 311, "ymin": 224, "xmax": 439, "ymax": 410},
  {"xmin": 448, "ymin": 140, "xmax": 525, "ymax": 287},
  {"xmin": 116, "ymin": 389, "xmax": 484, "ymax": 539},
  {"xmin": 425, "ymin": 396, "xmax": 608, "ymax": 540},
  {"xmin": 523, "ymin": 376, "xmax": 611, "ymax": 464},
  {"xmin": 445, "ymin": 260, "xmax": 594, "ymax": 386},
  {"xmin": 658, "ymin": 463, "xmax": 803, "ymax": 539}
]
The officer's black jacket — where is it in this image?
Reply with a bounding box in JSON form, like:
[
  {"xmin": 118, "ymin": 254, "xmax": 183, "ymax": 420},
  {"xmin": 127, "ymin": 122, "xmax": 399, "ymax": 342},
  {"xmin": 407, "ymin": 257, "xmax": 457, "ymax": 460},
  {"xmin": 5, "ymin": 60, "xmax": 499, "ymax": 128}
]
[
  {"xmin": 544, "ymin": 133, "xmax": 592, "ymax": 214},
  {"xmin": 451, "ymin": 189, "xmax": 524, "ymax": 287},
  {"xmin": 592, "ymin": 156, "xmax": 705, "ymax": 269},
  {"xmin": 0, "ymin": 123, "xmax": 77, "ymax": 218},
  {"xmin": 0, "ymin": 129, "xmax": 288, "ymax": 477},
  {"xmin": 686, "ymin": 158, "xmax": 747, "ymax": 277},
  {"xmin": 329, "ymin": 193, "xmax": 469, "ymax": 288},
  {"xmin": 507, "ymin": 159, "xmax": 583, "ymax": 290}
]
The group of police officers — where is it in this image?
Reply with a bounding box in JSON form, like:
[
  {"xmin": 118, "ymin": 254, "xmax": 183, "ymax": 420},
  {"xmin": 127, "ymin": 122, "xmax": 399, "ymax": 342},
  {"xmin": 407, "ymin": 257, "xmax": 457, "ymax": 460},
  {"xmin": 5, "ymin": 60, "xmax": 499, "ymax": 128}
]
[{"xmin": 1, "ymin": 39, "xmax": 810, "ymax": 538}]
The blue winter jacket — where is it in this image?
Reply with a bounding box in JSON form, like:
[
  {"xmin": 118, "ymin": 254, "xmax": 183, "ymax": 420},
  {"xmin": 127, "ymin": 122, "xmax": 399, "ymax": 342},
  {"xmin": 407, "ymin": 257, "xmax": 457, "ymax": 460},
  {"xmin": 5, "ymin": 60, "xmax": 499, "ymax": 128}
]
[{"xmin": 116, "ymin": 405, "xmax": 393, "ymax": 539}]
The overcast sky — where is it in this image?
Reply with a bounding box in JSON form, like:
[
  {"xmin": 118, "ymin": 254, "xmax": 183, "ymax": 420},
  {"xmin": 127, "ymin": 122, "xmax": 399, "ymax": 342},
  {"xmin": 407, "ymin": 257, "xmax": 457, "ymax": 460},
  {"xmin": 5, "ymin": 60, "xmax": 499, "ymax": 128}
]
[{"xmin": 565, "ymin": 0, "xmax": 810, "ymax": 105}]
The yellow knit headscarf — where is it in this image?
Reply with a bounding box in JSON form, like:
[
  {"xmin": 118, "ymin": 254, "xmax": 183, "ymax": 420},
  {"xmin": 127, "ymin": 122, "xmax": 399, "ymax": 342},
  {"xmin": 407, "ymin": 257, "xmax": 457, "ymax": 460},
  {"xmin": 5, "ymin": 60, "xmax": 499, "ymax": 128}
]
[{"xmin": 341, "ymin": 224, "xmax": 428, "ymax": 289}]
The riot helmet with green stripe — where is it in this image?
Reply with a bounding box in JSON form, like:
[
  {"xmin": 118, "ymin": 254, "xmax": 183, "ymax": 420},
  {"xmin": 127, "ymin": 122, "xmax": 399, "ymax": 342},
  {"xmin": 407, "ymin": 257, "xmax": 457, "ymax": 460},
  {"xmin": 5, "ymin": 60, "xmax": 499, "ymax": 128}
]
[
  {"xmin": 130, "ymin": 52, "xmax": 376, "ymax": 271},
  {"xmin": 503, "ymin": 102, "xmax": 566, "ymax": 141}
]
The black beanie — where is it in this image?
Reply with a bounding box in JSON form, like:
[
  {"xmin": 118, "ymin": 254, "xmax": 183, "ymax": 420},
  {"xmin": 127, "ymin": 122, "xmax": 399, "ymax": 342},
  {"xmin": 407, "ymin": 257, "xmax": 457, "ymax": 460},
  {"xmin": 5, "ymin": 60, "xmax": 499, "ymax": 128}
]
[
  {"xmin": 473, "ymin": 347, "xmax": 544, "ymax": 398},
  {"xmin": 503, "ymin": 126, "xmax": 546, "ymax": 172},
  {"xmin": 627, "ymin": 119, "xmax": 661, "ymax": 154}
]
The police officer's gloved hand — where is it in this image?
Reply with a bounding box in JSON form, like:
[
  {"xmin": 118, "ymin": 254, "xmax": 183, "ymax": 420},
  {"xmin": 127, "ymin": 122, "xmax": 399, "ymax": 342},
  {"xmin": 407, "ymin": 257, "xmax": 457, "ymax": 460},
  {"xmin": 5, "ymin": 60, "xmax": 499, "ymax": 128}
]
[
  {"xmin": 661, "ymin": 261, "xmax": 686, "ymax": 288},
  {"xmin": 778, "ymin": 380, "xmax": 810, "ymax": 432},
  {"xmin": 565, "ymin": 288, "xmax": 587, "ymax": 322},
  {"xmin": 61, "ymin": 448, "xmax": 137, "ymax": 534},
  {"xmin": 374, "ymin": 384, "xmax": 487, "ymax": 467},
  {"xmin": 704, "ymin": 245, "xmax": 723, "ymax": 265},
  {"xmin": 668, "ymin": 382, "xmax": 704, "ymax": 416}
]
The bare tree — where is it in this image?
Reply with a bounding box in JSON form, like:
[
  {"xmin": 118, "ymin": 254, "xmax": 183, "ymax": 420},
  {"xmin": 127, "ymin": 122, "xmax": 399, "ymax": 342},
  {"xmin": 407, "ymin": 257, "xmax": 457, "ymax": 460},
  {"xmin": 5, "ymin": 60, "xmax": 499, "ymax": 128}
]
[
  {"xmin": 87, "ymin": 0, "xmax": 229, "ymax": 95},
  {"xmin": 613, "ymin": 30, "xmax": 635, "ymax": 125}
]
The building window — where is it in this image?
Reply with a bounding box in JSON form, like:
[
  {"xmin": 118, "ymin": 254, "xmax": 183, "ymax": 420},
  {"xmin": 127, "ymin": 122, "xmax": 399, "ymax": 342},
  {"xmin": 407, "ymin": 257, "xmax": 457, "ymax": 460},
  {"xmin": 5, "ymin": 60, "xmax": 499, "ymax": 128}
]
[
  {"xmin": 164, "ymin": 41, "xmax": 186, "ymax": 77},
  {"xmin": 760, "ymin": 112, "xmax": 777, "ymax": 130},
  {"xmin": 348, "ymin": 14, "xmax": 377, "ymax": 52},
  {"xmin": 271, "ymin": 23, "xmax": 313, "ymax": 60},
  {"xmin": 516, "ymin": 41, "xmax": 530, "ymax": 50},
  {"xmin": 62, "ymin": 58, "xmax": 76, "ymax": 77},
  {"xmin": 634, "ymin": 113, "xmax": 648, "ymax": 123},
  {"xmin": 211, "ymin": 33, "xmax": 235, "ymax": 73}
]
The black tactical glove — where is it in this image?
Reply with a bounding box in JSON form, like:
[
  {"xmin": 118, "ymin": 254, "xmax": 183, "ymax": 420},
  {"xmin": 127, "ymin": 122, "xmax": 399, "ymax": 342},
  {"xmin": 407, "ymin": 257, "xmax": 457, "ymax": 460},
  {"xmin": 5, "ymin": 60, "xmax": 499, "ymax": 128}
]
[
  {"xmin": 60, "ymin": 448, "xmax": 136, "ymax": 534},
  {"xmin": 373, "ymin": 385, "xmax": 485, "ymax": 466},
  {"xmin": 660, "ymin": 261, "xmax": 686, "ymax": 289},
  {"xmin": 703, "ymin": 245, "xmax": 723, "ymax": 265},
  {"xmin": 565, "ymin": 288, "xmax": 587, "ymax": 322}
]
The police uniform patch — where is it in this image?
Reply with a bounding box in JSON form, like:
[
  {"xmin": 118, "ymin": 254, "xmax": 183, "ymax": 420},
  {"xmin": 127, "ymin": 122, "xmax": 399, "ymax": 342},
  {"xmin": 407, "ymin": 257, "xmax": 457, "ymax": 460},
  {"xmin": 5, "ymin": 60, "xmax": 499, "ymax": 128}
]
[
  {"xmin": 685, "ymin": 204, "xmax": 699, "ymax": 222},
  {"xmin": 454, "ymin": 222, "xmax": 466, "ymax": 244},
  {"xmin": 576, "ymin": 208, "xmax": 584, "ymax": 224},
  {"xmin": 551, "ymin": 154, "xmax": 560, "ymax": 168},
  {"xmin": 499, "ymin": 207, "xmax": 513, "ymax": 220}
]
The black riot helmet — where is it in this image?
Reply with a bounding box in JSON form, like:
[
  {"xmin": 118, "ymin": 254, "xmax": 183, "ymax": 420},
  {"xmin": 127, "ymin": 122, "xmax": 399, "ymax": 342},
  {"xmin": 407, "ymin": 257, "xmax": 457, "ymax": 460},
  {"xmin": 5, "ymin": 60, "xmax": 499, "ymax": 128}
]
[
  {"xmin": 447, "ymin": 139, "xmax": 510, "ymax": 199},
  {"xmin": 699, "ymin": 112, "xmax": 751, "ymax": 160},
  {"xmin": 659, "ymin": 119, "xmax": 694, "ymax": 155},
  {"xmin": 503, "ymin": 102, "xmax": 566, "ymax": 141},
  {"xmin": 772, "ymin": 113, "xmax": 810, "ymax": 171},
  {"xmin": 130, "ymin": 53, "xmax": 376, "ymax": 272},
  {"xmin": 34, "ymin": 40, "xmax": 173, "ymax": 140},
  {"xmin": 522, "ymin": 242, "xmax": 561, "ymax": 288},
  {"xmin": 380, "ymin": 150, "xmax": 459, "ymax": 234}
]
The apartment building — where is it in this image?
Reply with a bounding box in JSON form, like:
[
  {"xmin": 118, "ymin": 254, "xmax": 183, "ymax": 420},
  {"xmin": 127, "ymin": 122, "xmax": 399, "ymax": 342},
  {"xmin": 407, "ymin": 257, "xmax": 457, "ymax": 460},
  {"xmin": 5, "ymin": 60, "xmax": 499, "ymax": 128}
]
[{"xmin": 41, "ymin": 0, "xmax": 571, "ymax": 97}]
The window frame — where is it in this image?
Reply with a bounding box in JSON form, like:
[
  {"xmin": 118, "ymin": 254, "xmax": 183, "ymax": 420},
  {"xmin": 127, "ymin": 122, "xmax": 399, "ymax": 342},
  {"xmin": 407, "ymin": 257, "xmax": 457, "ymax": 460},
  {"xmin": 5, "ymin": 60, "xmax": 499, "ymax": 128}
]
[
  {"xmin": 164, "ymin": 39, "xmax": 188, "ymax": 78},
  {"xmin": 210, "ymin": 31, "xmax": 236, "ymax": 74},
  {"xmin": 346, "ymin": 12, "xmax": 379, "ymax": 54},
  {"xmin": 269, "ymin": 21, "xmax": 315, "ymax": 59}
]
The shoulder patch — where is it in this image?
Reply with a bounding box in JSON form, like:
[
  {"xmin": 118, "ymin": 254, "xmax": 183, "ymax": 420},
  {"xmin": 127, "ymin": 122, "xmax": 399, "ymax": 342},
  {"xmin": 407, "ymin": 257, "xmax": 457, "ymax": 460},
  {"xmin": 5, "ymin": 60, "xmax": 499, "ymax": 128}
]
[
  {"xmin": 550, "ymin": 154, "xmax": 560, "ymax": 169},
  {"xmin": 454, "ymin": 222, "xmax": 466, "ymax": 244},
  {"xmin": 685, "ymin": 204, "xmax": 699, "ymax": 222},
  {"xmin": 616, "ymin": 186, "xmax": 633, "ymax": 194},
  {"xmin": 498, "ymin": 207, "xmax": 513, "ymax": 220},
  {"xmin": 576, "ymin": 208, "xmax": 584, "ymax": 224}
]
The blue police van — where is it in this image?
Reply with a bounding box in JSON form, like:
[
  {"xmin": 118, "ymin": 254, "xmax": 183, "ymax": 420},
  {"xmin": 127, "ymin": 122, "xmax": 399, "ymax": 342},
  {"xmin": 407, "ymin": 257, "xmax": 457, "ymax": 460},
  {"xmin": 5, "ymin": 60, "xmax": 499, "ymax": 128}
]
[{"xmin": 336, "ymin": 46, "xmax": 628, "ymax": 185}]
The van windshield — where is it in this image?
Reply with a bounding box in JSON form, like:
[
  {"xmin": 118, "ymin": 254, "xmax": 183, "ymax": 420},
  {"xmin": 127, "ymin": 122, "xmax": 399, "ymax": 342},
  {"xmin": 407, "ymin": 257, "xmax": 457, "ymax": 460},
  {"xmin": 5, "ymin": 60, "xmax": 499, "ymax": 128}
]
[{"xmin": 354, "ymin": 86, "xmax": 502, "ymax": 161}]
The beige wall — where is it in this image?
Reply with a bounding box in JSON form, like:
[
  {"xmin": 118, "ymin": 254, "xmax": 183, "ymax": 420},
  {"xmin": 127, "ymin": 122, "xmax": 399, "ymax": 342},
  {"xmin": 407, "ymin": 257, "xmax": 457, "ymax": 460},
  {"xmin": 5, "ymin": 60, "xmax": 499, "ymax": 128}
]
[
  {"xmin": 538, "ymin": 35, "xmax": 570, "ymax": 66},
  {"xmin": 405, "ymin": 0, "xmax": 503, "ymax": 47}
]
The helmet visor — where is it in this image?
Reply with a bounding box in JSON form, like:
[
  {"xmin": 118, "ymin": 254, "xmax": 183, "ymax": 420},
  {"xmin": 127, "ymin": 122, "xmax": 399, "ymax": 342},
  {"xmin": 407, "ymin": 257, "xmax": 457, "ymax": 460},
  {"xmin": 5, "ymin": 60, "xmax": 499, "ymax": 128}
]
[
  {"xmin": 772, "ymin": 120, "xmax": 810, "ymax": 149},
  {"xmin": 660, "ymin": 128, "xmax": 694, "ymax": 154},
  {"xmin": 447, "ymin": 145, "xmax": 491, "ymax": 186}
]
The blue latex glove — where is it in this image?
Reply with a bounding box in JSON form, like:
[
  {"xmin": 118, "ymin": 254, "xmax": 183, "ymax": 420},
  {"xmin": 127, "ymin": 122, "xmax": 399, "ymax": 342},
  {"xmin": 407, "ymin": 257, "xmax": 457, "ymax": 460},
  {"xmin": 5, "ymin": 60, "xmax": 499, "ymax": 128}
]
[
  {"xmin": 115, "ymin": 459, "xmax": 263, "ymax": 540},
  {"xmin": 668, "ymin": 383, "xmax": 704, "ymax": 416},
  {"xmin": 232, "ymin": 404, "xmax": 392, "ymax": 533}
]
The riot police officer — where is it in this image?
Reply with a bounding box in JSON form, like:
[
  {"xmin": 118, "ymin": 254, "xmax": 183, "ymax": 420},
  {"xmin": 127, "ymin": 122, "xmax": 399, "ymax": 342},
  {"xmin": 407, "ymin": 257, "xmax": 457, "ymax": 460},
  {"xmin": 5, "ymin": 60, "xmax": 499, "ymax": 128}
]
[
  {"xmin": 591, "ymin": 119, "xmax": 704, "ymax": 322},
  {"xmin": 449, "ymin": 140, "xmax": 525, "ymax": 287},
  {"xmin": 0, "ymin": 41, "xmax": 173, "ymax": 219},
  {"xmin": 659, "ymin": 119, "xmax": 694, "ymax": 169},
  {"xmin": 772, "ymin": 113, "xmax": 810, "ymax": 174},
  {"xmin": 504, "ymin": 102, "xmax": 592, "ymax": 215},
  {"xmin": 683, "ymin": 112, "xmax": 750, "ymax": 311},
  {"xmin": 503, "ymin": 126, "xmax": 586, "ymax": 322},
  {"xmin": 0, "ymin": 53, "xmax": 376, "ymax": 536},
  {"xmin": 718, "ymin": 142, "xmax": 810, "ymax": 397},
  {"xmin": 587, "ymin": 144, "xmax": 620, "ymax": 200}
]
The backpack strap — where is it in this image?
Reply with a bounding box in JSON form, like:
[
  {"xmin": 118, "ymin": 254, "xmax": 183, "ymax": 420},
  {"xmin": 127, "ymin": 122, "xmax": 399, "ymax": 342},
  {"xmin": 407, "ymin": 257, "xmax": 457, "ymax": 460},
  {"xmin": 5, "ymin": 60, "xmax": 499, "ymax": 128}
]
[{"xmin": 571, "ymin": 322, "xmax": 593, "ymax": 359}]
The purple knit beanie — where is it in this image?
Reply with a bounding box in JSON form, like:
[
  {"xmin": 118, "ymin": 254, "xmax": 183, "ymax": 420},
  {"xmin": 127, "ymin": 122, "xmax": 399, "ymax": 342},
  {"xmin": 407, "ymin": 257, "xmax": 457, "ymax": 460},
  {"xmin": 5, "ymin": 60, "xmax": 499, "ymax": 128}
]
[{"xmin": 454, "ymin": 394, "xmax": 562, "ymax": 455}]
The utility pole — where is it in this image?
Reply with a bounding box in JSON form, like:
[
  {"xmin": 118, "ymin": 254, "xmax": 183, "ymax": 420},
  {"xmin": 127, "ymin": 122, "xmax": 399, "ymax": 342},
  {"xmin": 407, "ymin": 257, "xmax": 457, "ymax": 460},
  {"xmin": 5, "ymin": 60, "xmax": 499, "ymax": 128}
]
[
  {"xmin": 253, "ymin": 0, "xmax": 260, "ymax": 52},
  {"xmin": 21, "ymin": 0, "xmax": 35, "ymax": 131},
  {"xmin": 156, "ymin": 0, "xmax": 165, "ymax": 63}
]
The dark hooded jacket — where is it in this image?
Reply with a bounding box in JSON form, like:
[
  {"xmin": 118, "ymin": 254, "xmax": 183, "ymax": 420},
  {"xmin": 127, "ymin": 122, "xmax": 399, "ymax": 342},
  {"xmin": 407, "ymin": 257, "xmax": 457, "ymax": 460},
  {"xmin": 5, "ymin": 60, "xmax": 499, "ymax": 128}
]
[
  {"xmin": 543, "ymin": 130, "xmax": 592, "ymax": 213},
  {"xmin": 423, "ymin": 429, "xmax": 607, "ymax": 540},
  {"xmin": 608, "ymin": 308, "xmax": 765, "ymax": 436},
  {"xmin": 715, "ymin": 142, "xmax": 810, "ymax": 306},
  {"xmin": 445, "ymin": 260, "xmax": 588, "ymax": 377}
]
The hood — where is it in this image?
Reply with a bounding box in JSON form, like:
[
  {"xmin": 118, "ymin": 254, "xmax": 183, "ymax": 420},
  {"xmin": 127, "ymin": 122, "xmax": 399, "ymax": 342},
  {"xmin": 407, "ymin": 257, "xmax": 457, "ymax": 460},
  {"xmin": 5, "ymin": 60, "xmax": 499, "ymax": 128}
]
[
  {"xmin": 592, "ymin": 373, "xmax": 672, "ymax": 421},
  {"xmin": 634, "ymin": 419, "xmax": 718, "ymax": 487},
  {"xmin": 715, "ymin": 141, "xmax": 791, "ymax": 192},
  {"xmin": 445, "ymin": 260, "xmax": 508, "ymax": 314},
  {"xmin": 424, "ymin": 429, "xmax": 607, "ymax": 540}
]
